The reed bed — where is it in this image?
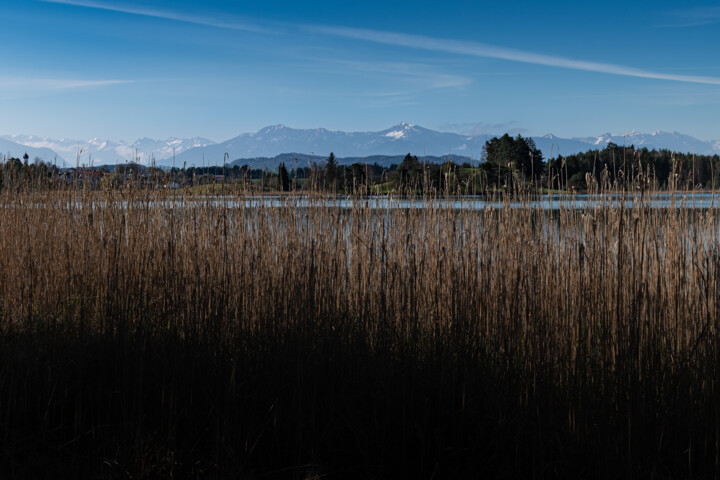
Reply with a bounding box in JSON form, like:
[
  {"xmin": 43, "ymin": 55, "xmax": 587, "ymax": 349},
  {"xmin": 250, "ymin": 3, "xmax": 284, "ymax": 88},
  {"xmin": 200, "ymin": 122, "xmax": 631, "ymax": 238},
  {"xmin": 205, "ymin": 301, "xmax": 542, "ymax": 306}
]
[{"xmin": 0, "ymin": 186, "xmax": 719, "ymax": 478}]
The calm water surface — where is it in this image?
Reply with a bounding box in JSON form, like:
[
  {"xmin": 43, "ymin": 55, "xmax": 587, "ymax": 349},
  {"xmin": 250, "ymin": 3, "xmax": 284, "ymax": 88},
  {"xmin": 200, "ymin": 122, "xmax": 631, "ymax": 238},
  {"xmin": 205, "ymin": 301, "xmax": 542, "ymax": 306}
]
[
  {"xmin": 12, "ymin": 192, "xmax": 720, "ymax": 211},
  {"xmin": 216, "ymin": 192, "xmax": 720, "ymax": 210}
]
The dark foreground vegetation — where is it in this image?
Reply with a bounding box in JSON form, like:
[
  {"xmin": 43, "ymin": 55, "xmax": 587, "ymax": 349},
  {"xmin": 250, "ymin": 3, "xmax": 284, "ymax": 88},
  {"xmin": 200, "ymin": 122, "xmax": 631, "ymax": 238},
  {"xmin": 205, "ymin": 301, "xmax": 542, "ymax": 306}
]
[{"xmin": 1, "ymin": 170, "xmax": 720, "ymax": 479}]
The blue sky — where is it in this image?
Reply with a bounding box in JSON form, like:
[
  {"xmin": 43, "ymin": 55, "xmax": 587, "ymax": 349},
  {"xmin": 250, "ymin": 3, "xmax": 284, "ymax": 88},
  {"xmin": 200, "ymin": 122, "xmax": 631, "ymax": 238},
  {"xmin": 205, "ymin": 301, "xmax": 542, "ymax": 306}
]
[{"xmin": 2, "ymin": 0, "xmax": 720, "ymax": 141}]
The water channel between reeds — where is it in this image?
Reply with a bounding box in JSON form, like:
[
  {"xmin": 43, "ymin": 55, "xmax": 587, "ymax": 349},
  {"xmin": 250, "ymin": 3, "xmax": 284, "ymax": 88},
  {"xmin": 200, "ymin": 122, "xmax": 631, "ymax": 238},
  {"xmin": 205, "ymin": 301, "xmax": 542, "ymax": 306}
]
[{"xmin": 16, "ymin": 191, "xmax": 720, "ymax": 211}]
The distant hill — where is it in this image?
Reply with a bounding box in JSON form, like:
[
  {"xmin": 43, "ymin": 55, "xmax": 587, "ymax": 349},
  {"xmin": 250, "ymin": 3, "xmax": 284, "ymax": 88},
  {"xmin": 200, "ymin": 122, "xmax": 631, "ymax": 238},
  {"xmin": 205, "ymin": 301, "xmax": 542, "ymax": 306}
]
[{"xmin": 228, "ymin": 152, "xmax": 474, "ymax": 170}]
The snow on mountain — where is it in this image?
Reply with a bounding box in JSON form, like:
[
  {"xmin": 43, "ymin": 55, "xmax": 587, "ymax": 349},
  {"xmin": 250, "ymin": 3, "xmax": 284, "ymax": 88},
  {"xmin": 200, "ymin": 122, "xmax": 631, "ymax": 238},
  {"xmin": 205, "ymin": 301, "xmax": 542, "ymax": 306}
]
[
  {"xmin": 168, "ymin": 124, "xmax": 720, "ymax": 167},
  {"xmin": 1, "ymin": 134, "xmax": 215, "ymax": 167},
  {"xmin": 574, "ymin": 131, "xmax": 719, "ymax": 155},
  {"xmin": 531, "ymin": 134, "xmax": 597, "ymax": 159},
  {"xmin": 170, "ymin": 123, "xmax": 493, "ymax": 167},
  {"xmin": 385, "ymin": 130, "xmax": 406, "ymax": 139},
  {"xmin": 4, "ymin": 126, "xmax": 719, "ymax": 169},
  {"xmin": 0, "ymin": 136, "xmax": 65, "ymax": 166},
  {"xmin": 382, "ymin": 122, "xmax": 416, "ymax": 139}
]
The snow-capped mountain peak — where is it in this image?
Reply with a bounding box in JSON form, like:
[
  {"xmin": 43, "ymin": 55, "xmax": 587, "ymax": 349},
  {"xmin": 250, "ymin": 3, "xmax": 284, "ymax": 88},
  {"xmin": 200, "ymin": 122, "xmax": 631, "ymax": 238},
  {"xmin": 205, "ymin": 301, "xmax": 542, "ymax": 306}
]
[
  {"xmin": 385, "ymin": 130, "xmax": 407, "ymax": 139},
  {"xmin": 382, "ymin": 122, "xmax": 421, "ymax": 139}
]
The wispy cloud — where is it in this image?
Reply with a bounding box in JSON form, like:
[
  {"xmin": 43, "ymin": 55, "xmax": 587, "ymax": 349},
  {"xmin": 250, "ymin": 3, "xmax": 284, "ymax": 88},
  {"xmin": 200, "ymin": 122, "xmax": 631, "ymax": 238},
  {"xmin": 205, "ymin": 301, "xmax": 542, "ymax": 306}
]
[
  {"xmin": 0, "ymin": 76, "xmax": 129, "ymax": 90},
  {"xmin": 0, "ymin": 77, "xmax": 129, "ymax": 103},
  {"xmin": 40, "ymin": 0, "xmax": 720, "ymax": 86},
  {"xmin": 40, "ymin": 0, "xmax": 272, "ymax": 33},
  {"xmin": 309, "ymin": 59, "xmax": 472, "ymax": 89},
  {"xmin": 307, "ymin": 25, "xmax": 720, "ymax": 86},
  {"xmin": 437, "ymin": 122, "xmax": 526, "ymax": 136},
  {"xmin": 268, "ymin": 58, "xmax": 471, "ymax": 107},
  {"xmin": 657, "ymin": 7, "xmax": 720, "ymax": 28}
]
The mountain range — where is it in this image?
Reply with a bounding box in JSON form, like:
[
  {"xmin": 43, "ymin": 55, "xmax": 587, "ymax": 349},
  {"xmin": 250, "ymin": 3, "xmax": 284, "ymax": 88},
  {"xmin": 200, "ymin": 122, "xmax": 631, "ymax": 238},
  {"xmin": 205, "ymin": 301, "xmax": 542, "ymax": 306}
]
[
  {"xmin": 0, "ymin": 137, "xmax": 62, "ymax": 165},
  {"xmin": 2, "ymin": 124, "xmax": 719, "ymax": 168},
  {"xmin": 0, "ymin": 134, "xmax": 215, "ymax": 168}
]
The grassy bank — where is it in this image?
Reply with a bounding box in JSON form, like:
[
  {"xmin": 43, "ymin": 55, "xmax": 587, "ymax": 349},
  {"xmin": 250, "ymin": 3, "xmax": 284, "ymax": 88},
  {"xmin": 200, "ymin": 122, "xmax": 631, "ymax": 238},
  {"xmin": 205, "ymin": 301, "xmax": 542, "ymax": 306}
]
[{"xmin": 0, "ymin": 188, "xmax": 719, "ymax": 478}]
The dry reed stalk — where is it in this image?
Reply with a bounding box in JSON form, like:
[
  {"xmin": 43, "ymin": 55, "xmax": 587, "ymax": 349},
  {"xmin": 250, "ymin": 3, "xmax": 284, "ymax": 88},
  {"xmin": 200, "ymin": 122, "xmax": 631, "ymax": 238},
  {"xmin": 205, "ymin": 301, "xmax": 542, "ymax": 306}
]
[{"xmin": 0, "ymin": 183, "xmax": 718, "ymax": 477}]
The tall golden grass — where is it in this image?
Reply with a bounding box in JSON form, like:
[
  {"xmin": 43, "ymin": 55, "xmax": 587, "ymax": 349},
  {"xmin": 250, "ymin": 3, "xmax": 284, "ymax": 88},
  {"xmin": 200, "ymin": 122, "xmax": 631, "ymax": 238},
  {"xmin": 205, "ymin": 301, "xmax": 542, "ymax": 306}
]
[{"xmin": 0, "ymin": 182, "xmax": 719, "ymax": 478}]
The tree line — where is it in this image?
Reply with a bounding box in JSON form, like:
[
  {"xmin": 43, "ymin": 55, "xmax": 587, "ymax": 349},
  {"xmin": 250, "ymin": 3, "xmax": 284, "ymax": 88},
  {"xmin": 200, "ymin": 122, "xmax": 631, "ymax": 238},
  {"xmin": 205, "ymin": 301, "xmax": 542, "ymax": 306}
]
[
  {"xmin": 549, "ymin": 143, "xmax": 720, "ymax": 191},
  {"xmin": 3, "ymin": 134, "xmax": 720, "ymax": 193},
  {"xmin": 0, "ymin": 153, "xmax": 61, "ymax": 191}
]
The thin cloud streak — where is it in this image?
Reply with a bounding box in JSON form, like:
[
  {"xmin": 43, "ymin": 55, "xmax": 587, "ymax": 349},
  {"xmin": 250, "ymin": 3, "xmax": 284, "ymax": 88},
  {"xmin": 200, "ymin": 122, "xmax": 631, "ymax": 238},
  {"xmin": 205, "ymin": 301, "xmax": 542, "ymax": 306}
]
[
  {"xmin": 0, "ymin": 77, "xmax": 129, "ymax": 90},
  {"xmin": 41, "ymin": 0, "xmax": 271, "ymax": 34},
  {"xmin": 307, "ymin": 58, "xmax": 473, "ymax": 89},
  {"xmin": 39, "ymin": 1, "xmax": 720, "ymax": 86},
  {"xmin": 437, "ymin": 121, "xmax": 526, "ymax": 136},
  {"xmin": 657, "ymin": 6, "xmax": 720, "ymax": 28},
  {"xmin": 308, "ymin": 25, "xmax": 720, "ymax": 86}
]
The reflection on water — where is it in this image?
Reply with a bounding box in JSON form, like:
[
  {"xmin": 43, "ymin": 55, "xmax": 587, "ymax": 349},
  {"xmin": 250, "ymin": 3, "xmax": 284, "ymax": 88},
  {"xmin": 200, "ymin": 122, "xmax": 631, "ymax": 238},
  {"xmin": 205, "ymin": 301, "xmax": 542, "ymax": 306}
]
[
  {"xmin": 201, "ymin": 192, "xmax": 720, "ymax": 210},
  {"xmin": 8, "ymin": 192, "xmax": 720, "ymax": 211}
]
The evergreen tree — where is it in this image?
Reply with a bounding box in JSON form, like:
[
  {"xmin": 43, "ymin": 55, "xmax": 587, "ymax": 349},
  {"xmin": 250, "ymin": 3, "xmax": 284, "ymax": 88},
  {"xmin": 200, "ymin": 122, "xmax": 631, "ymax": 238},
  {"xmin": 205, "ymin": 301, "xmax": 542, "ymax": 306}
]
[
  {"xmin": 350, "ymin": 163, "xmax": 366, "ymax": 191},
  {"xmin": 482, "ymin": 134, "xmax": 544, "ymax": 183},
  {"xmin": 277, "ymin": 162, "xmax": 290, "ymax": 192},
  {"xmin": 396, "ymin": 153, "xmax": 422, "ymax": 191},
  {"xmin": 325, "ymin": 152, "xmax": 338, "ymax": 191}
]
